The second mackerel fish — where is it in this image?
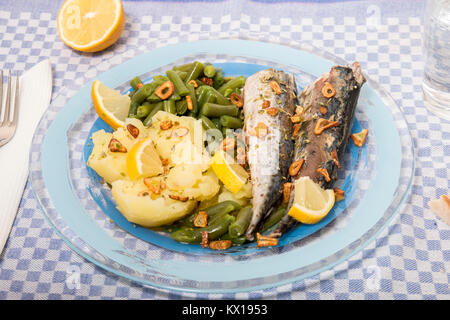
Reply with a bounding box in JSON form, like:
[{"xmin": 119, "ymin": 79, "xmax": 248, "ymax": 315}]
[{"xmin": 270, "ymin": 62, "xmax": 366, "ymax": 237}]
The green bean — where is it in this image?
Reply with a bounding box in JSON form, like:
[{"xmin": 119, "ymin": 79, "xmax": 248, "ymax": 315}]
[
  {"xmin": 210, "ymin": 117, "xmax": 222, "ymax": 130},
  {"xmin": 213, "ymin": 68, "xmax": 225, "ymax": 89},
  {"xmin": 184, "ymin": 61, "xmax": 204, "ymax": 84},
  {"xmin": 171, "ymin": 213, "xmax": 235, "ymax": 244},
  {"xmin": 178, "ymin": 200, "xmax": 241, "ymax": 227},
  {"xmin": 200, "ymin": 200, "xmax": 241, "ymax": 218},
  {"xmin": 260, "ymin": 205, "xmax": 287, "ymax": 232},
  {"xmin": 153, "ymin": 79, "xmax": 166, "ymax": 86},
  {"xmin": 168, "ymin": 92, "xmax": 181, "ymax": 101},
  {"xmin": 201, "ymin": 103, "xmax": 239, "ymax": 117},
  {"xmin": 204, "ymin": 65, "xmax": 216, "ymax": 78},
  {"xmin": 217, "ymin": 76, "xmax": 246, "ymax": 95},
  {"xmin": 196, "ymin": 86, "xmax": 210, "ymax": 108},
  {"xmin": 223, "ymin": 88, "xmax": 233, "ymax": 98},
  {"xmin": 200, "ymin": 115, "xmax": 218, "ymax": 131},
  {"xmin": 176, "ymin": 70, "xmax": 188, "ymax": 81},
  {"xmin": 131, "ymin": 83, "xmax": 154, "ymax": 105},
  {"xmin": 223, "ymin": 76, "xmax": 235, "ymax": 83},
  {"xmin": 186, "ymin": 83, "xmax": 199, "ymax": 114},
  {"xmin": 166, "ymin": 69, "xmax": 190, "ymax": 96},
  {"xmin": 163, "ymin": 99, "xmax": 176, "ymax": 114},
  {"xmin": 128, "ymin": 101, "xmax": 139, "ymax": 117},
  {"xmin": 228, "ymin": 206, "xmax": 252, "ymax": 238},
  {"xmin": 144, "ymin": 80, "xmax": 166, "ymax": 103},
  {"xmin": 195, "ymin": 85, "xmax": 204, "ymax": 96},
  {"xmin": 220, "ymin": 115, "xmax": 243, "ymax": 129},
  {"xmin": 136, "ymin": 101, "xmax": 154, "ymax": 118},
  {"xmin": 146, "ymin": 93, "xmax": 162, "ymax": 103},
  {"xmin": 153, "ymin": 75, "xmax": 169, "ymax": 82},
  {"xmin": 130, "ymin": 76, "xmax": 143, "ymax": 90},
  {"xmin": 220, "ymin": 233, "xmax": 247, "ymax": 245},
  {"xmin": 172, "ymin": 62, "xmax": 194, "ymax": 72},
  {"xmin": 207, "ymin": 86, "xmax": 231, "ymax": 105},
  {"xmin": 175, "ymin": 99, "xmax": 188, "ymax": 115},
  {"xmin": 197, "ymin": 85, "xmax": 228, "ymax": 105},
  {"xmin": 197, "ymin": 90, "xmax": 217, "ymax": 110},
  {"xmin": 143, "ymin": 102, "xmax": 163, "ymax": 126},
  {"xmin": 204, "ymin": 92, "xmax": 217, "ymax": 106}
]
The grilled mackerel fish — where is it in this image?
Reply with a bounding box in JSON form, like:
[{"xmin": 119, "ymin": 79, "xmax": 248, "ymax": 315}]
[
  {"xmin": 243, "ymin": 69, "xmax": 297, "ymax": 240},
  {"xmin": 270, "ymin": 62, "xmax": 366, "ymax": 237}
]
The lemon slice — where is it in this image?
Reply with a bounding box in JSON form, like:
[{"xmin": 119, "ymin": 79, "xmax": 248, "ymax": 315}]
[
  {"xmin": 126, "ymin": 137, "xmax": 163, "ymax": 180},
  {"xmin": 210, "ymin": 151, "xmax": 249, "ymax": 194},
  {"xmin": 57, "ymin": 0, "xmax": 125, "ymax": 52},
  {"xmin": 92, "ymin": 80, "xmax": 130, "ymax": 129},
  {"xmin": 288, "ymin": 176, "xmax": 335, "ymax": 224}
]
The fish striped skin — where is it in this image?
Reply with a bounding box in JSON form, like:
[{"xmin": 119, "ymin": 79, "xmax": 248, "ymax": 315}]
[
  {"xmin": 243, "ymin": 69, "xmax": 297, "ymax": 240},
  {"xmin": 270, "ymin": 62, "xmax": 366, "ymax": 237}
]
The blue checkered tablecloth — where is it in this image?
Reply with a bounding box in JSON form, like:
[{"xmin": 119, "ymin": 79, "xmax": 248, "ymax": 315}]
[{"xmin": 0, "ymin": 0, "xmax": 449, "ymax": 300}]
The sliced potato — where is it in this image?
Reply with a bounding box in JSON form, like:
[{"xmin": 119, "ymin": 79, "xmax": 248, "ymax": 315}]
[
  {"xmin": 167, "ymin": 167, "xmax": 220, "ymax": 201},
  {"xmin": 178, "ymin": 169, "xmax": 221, "ymax": 201},
  {"xmin": 166, "ymin": 164, "xmax": 203, "ymax": 190},
  {"xmin": 147, "ymin": 111, "xmax": 209, "ymax": 170},
  {"xmin": 87, "ymin": 118, "xmax": 149, "ymax": 184},
  {"xmin": 111, "ymin": 179, "xmax": 196, "ymax": 227}
]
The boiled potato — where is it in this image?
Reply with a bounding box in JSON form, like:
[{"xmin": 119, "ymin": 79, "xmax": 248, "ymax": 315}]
[
  {"xmin": 167, "ymin": 168, "xmax": 220, "ymax": 202},
  {"xmin": 87, "ymin": 118, "xmax": 149, "ymax": 184},
  {"xmin": 89, "ymin": 112, "xmax": 221, "ymax": 227},
  {"xmin": 166, "ymin": 164, "xmax": 203, "ymax": 190},
  {"xmin": 111, "ymin": 179, "xmax": 196, "ymax": 227},
  {"xmin": 147, "ymin": 111, "xmax": 209, "ymax": 171}
]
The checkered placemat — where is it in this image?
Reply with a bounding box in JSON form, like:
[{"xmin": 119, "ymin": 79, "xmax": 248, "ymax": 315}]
[{"xmin": 0, "ymin": 0, "xmax": 449, "ymax": 299}]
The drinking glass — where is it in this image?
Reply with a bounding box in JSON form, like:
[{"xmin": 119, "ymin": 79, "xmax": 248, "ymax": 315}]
[{"xmin": 422, "ymin": 0, "xmax": 450, "ymax": 121}]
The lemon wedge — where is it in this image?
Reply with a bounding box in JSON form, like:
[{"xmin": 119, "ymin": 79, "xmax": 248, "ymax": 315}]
[
  {"xmin": 288, "ymin": 176, "xmax": 335, "ymax": 224},
  {"xmin": 126, "ymin": 137, "xmax": 163, "ymax": 180},
  {"xmin": 57, "ymin": 0, "xmax": 125, "ymax": 52},
  {"xmin": 91, "ymin": 80, "xmax": 130, "ymax": 129},
  {"xmin": 210, "ymin": 151, "xmax": 249, "ymax": 194}
]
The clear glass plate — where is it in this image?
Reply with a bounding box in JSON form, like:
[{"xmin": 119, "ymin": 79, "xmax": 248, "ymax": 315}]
[{"xmin": 30, "ymin": 38, "xmax": 414, "ymax": 293}]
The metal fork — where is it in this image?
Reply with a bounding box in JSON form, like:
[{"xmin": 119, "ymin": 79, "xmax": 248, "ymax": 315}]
[{"xmin": 0, "ymin": 70, "xmax": 19, "ymax": 148}]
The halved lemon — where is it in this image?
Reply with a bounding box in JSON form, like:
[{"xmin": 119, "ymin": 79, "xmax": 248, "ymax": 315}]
[
  {"xmin": 288, "ymin": 176, "xmax": 335, "ymax": 224},
  {"xmin": 126, "ymin": 137, "xmax": 163, "ymax": 180},
  {"xmin": 91, "ymin": 80, "xmax": 130, "ymax": 130},
  {"xmin": 57, "ymin": 0, "xmax": 125, "ymax": 52},
  {"xmin": 210, "ymin": 151, "xmax": 249, "ymax": 194}
]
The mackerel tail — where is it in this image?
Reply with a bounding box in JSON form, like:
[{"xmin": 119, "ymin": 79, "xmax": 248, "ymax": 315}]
[
  {"xmin": 269, "ymin": 62, "xmax": 366, "ymax": 238},
  {"xmin": 242, "ymin": 69, "xmax": 297, "ymax": 241}
]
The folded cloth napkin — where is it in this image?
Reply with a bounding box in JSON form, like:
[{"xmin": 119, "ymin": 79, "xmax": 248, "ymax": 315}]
[{"xmin": 0, "ymin": 59, "xmax": 52, "ymax": 255}]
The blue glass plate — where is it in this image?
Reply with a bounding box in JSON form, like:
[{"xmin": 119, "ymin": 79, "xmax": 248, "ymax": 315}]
[{"xmin": 30, "ymin": 39, "xmax": 414, "ymax": 293}]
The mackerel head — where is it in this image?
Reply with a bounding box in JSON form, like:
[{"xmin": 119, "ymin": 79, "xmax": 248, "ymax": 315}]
[{"xmin": 243, "ymin": 69, "xmax": 297, "ymax": 240}]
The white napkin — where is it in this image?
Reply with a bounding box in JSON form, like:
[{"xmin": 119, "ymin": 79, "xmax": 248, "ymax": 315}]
[{"xmin": 0, "ymin": 59, "xmax": 52, "ymax": 255}]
